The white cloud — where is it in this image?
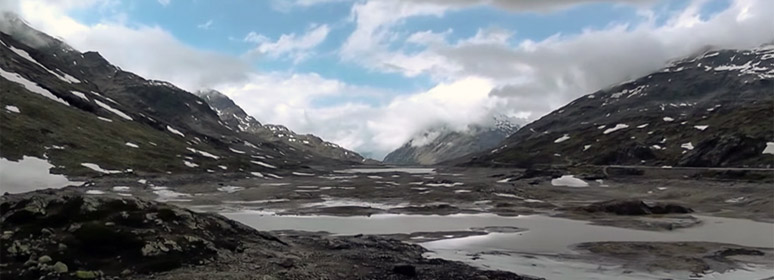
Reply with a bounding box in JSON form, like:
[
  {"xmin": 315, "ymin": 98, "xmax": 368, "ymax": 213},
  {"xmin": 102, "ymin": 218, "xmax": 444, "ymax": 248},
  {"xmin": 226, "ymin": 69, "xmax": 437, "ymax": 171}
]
[
  {"xmin": 158, "ymin": 0, "xmax": 171, "ymax": 7},
  {"xmin": 342, "ymin": 0, "xmax": 774, "ymax": 122},
  {"xmin": 219, "ymin": 75, "xmax": 503, "ymax": 158},
  {"xmin": 406, "ymin": 29, "xmax": 452, "ymax": 46},
  {"xmin": 391, "ymin": 0, "xmax": 657, "ymax": 13},
  {"xmin": 271, "ymin": 0, "xmax": 352, "ymax": 12},
  {"xmin": 197, "ymin": 19, "xmax": 213, "ymax": 30},
  {"xmin": 341, "ymin": 1, "xmax": 446, "ymax": 54},
  {"xmin": 13, "ymin": 0, "xmax": 249, "ymax": 91},
  {"xmin": 244, "ymin": 24, "xmax": 330, "ymax": 62}
]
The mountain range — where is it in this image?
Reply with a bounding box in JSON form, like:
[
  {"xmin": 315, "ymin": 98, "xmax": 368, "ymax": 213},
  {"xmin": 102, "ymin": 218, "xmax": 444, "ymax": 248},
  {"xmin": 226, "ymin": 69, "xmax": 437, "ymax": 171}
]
[
  {"xmin": 0, "ymin": 13, "xmax": 363, "ymax": 178},
  {"xmin": 463, "ymin": 45, "xmax": 774, "ymax": 168},
  {"xmin": 196, "ymin": 89, "xmax": 370, "ymax": 163}
]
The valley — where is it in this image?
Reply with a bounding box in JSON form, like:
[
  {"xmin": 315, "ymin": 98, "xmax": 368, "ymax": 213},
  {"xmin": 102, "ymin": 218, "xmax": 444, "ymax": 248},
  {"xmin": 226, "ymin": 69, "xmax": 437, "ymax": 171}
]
[
  {"xmin": 2, "ymin": 4, "xmax": 774, "ymax": 280},
  {"xmin": 4, "ymin": 163, "xmax": 773, "ymax": 279}
]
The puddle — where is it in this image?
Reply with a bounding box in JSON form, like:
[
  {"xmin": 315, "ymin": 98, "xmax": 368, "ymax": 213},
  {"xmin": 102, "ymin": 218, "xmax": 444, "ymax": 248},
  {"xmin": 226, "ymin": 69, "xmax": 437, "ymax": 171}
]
[
  {"xmin": 334, "ymin": 168, "xmax": 435, "ymax": 174},
  {"xmin": 420, "ymin": 215, "xmax": 774, "ymax": 253},
  {"xmin": 300, "ymin": 197, "xmax": 409, "ymax": 210},
  {"xmin": 223, "ymin": 212, "xmax": 774, "ymax": 279},
  {"xmin": 225, "ymin": 213, "xmax": 774, "ymax": 251},
  {"xmin": 0, "ymin": 156, "xmax": 82, "ymax": 193}
]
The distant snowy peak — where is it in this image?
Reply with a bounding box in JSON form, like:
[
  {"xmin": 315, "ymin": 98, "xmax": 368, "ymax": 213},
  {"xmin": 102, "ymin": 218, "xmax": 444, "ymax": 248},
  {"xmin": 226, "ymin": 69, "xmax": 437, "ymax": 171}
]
[{"xmin": 384, "ymin": 116, "xmax": 520, "ymax": 165}]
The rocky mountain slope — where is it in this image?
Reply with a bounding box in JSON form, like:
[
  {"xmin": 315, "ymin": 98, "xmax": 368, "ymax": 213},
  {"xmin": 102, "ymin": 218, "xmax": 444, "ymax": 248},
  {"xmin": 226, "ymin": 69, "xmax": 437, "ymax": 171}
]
[
  {"xmin": 384, "ymin": 117, "xmax": 517, "ymax": 165},
  {"xmin": 0, "ymin": 13, "xmax": 350, "ymax": 179},
  {"xmin": 465, "ymin": 46, "xmax": 774, "ymax": 168},
  {"xmin": 196, "ymin": 89, "xmax": 368, "ymax": 163}
]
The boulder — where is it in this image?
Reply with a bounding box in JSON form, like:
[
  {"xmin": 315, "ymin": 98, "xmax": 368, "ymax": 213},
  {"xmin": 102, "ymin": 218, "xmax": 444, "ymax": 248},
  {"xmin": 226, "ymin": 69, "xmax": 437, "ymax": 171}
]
[
  {"xmin": 579, "ymin": 200, "xmax": 693, "ymax": 215},
  {"xmin": 393, "ymin": 264, "xmax": 417, "ymax": 277}
]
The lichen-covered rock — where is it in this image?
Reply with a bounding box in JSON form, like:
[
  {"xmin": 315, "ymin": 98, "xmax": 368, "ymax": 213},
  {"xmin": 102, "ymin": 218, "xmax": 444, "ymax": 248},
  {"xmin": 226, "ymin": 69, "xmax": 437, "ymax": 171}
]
[
  {"xmin": 1, "ymin": 189, "xmax": 537, "ymax": 280},
  {"xmin": 52, "ymin": 261, "xmax": 68, "ymax": 273},
  {"xmin": 0, "ymin": 189, "xmax": 282, "ymax": 280}
]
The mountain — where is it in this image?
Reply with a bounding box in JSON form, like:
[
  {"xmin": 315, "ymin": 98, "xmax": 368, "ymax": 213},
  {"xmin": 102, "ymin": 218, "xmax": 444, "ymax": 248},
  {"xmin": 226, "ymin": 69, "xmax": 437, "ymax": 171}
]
[
  {"xmin": 196, "ymin": 89, "xmax": 369, "ymax": 163},
  {"xmin": 464, "ymin": 46, "xmax": 774, "ymax": 168},
  {"xmin": 383, "ymin": 116, "xmax": 518, "ymax": 165},
  {"xmin": 0, "ymin": 13, "xmax": 350, "ymax": 177}
]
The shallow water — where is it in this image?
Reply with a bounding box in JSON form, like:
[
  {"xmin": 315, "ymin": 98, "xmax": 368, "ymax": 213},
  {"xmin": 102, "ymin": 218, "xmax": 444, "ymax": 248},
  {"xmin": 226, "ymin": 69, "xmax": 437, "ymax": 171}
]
[
  {"xmin": 334, "ymin": 167, "xmax": 435, "ymax": 174},
  {"xmin": 224, "ymin": 212, "xmax": 774, "ymax": 279},
  {"xmin": 224, "ymin": 213, "xmax": 774, "ymax": 250},
  {"xmin": 0, "ymin": 156, "xmax": 81, "ymax": 193}
]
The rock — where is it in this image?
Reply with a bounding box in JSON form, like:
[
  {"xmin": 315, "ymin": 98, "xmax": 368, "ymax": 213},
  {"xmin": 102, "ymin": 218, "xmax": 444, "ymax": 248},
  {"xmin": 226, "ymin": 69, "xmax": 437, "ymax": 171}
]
[
  {"xmin": 517, "ymin": 168, "xmax": 564, "ymax": 180},
  {"xmin": 7, "ymin": 240, "xmax": 30, "ymax": 257},
  {"xmin": 579, "ymin": 200, "xmax": 693, "ymax": 215},
  {"xmin": 1, "ymin": 231, "xmax": 13, "ymax": 240},
  {"xmin": 67, "ymin": 223, "xmax": 82, "ymax": 232},
  {"xmin": 1, "ymin": 190, "xmax": 533, "ymax": 280},
  {"xmin": 75, "ymin": 270, "xmax": 97, "ymax": 279},
  {"xmin": 606, "ymin": 167, "xmax": 644, "ymax": 176},
  {"xmin": 276, "ymin": 256, "xmax": 300, "ymax": 268},
  {"xmin": 52, "ymin": 262, "xmax": 68, "ymax": 273},
  {"xmin": 714, "ymin": 248, "xmax": 765, "ymax": 258},
  {"xmin": 23, "ymin": 259, "xmax": 37, "ymax": 267},
  {"xmin": 393, "ymin": 264, "xmax": 417, "ymax": 277},
  {"xmin": 38, "ymin": 255, "xmax": 52, "ymax": 263}
]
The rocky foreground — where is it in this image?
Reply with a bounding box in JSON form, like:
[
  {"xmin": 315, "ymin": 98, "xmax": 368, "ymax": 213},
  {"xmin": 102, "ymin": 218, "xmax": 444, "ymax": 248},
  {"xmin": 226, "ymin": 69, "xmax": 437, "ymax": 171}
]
[{"xmin": 0, "ymin": 189, "xmax": 536, "ymax": 280}]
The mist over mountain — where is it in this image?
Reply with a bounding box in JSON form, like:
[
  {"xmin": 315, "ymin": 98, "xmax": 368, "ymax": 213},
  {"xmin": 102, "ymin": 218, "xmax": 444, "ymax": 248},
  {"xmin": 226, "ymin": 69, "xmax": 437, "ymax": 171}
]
[{"xmin": 384, "ymin": 115, "xmax": 519, "ymax": 165}]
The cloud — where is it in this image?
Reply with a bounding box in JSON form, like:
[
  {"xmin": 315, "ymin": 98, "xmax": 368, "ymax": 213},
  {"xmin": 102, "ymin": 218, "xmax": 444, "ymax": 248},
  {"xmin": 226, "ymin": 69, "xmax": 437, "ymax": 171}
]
[
  {"xmin": 244, "ymin": 24, "xmax": 330, "ymax": 62},
  {"xmin": 0, "ymin": 0, "xmax": 20, "ymax": 13},
  {"xmin": 406, "ymin": 29, "xmax": 452, "ymax": 46},
  {"xmin": 340, "ymin": 0, "xmax": 446, "ymax": 58},
  {"xmin": 13, "ymin": 0, "xmax": 249, "ymax": 91},
  {"xmin": 158, "ymin": 0, "xmax": 171, "ymax": 7},
  {"xmin": 219, "ymin": 74, "xmax": 503, "ymax": 158},
  {"xmin": 390, "ymin": 0, "xmax": 657, "ymax": 13},
  {"xmin": 271, "ymin": 0, "xmax": 352, "ymax": 12},
  {"xmin": 196, "ymin": 19, "xmax": 213, "ymax": 30},
  {"xmin": 341, "ymin": 0, "xmax": 774, "ymax": 121}
]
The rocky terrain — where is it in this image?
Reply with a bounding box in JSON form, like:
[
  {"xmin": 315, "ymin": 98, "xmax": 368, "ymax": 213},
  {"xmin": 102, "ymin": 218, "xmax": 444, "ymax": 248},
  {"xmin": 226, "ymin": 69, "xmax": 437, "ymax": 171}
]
[
  {"xmin": 4, "ymin": 165, "xmax": 770, "ymax": 279},
  {"xmin": 0, "ymin": 190, "xmax": 535, "ymax": 280},
  {"xmin": 464, "ymin": 46, "xmax": 774, "ymax": 168},
  {"xmin": 196, "ymin": 89, "xmax": 371, "ymax": 164},
  {"xmin": 384, "ymin": 116, "xmax": 518, "ymax": 165}
]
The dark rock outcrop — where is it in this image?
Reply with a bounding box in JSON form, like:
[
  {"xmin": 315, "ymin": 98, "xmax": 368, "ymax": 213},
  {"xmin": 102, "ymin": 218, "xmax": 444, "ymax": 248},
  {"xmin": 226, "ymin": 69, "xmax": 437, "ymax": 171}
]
[
  {"xmin": 578, "ymin": 199, "xmax": 693, "ymax": 216},
  {"xmin": 1, "ymin": 189, "xmax": 539, "ymax": 280},
  {"xmin": 0, "ymin": 189, "xmax": 284, "ymax": 279}
]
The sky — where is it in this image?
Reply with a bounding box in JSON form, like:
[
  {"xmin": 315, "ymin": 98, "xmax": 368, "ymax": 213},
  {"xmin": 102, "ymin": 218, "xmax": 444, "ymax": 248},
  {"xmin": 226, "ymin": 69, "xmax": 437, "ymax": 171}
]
[{"xmin": 2, "ymin": 0, "xmax": 773, "ymax": 159}]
